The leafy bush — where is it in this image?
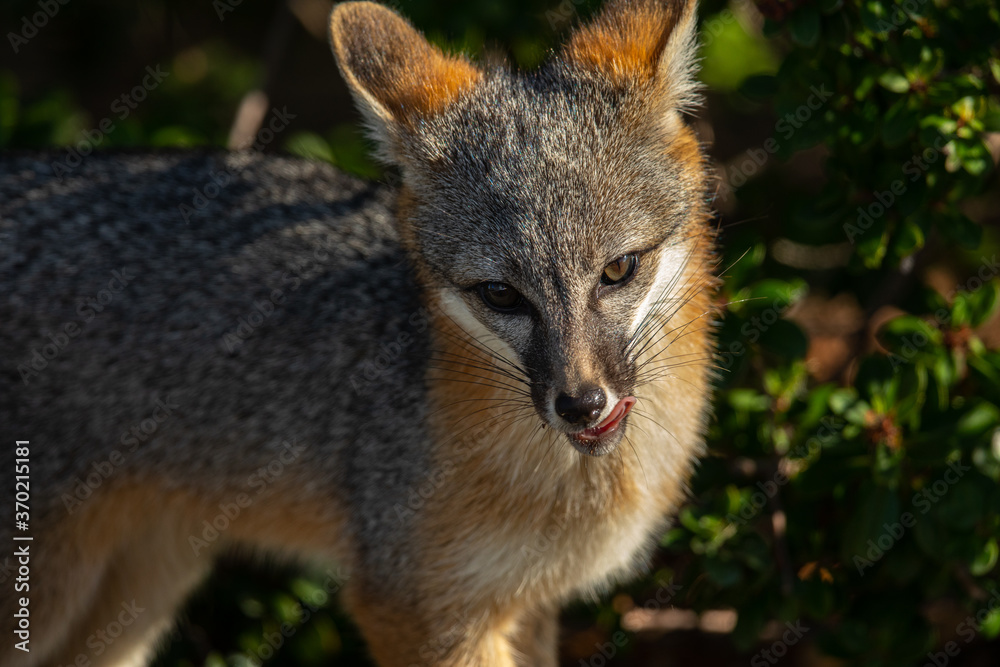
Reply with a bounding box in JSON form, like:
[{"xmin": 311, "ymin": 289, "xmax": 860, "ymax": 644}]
[{"xmin": 663, "ymin": 0, "xmax": 1000, "ymax": 664}]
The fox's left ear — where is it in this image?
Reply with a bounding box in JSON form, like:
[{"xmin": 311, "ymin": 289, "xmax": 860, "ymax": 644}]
[
  {"xmin": 563, "ymin": 0, "xmax": 700, "ymax": 113},
  {"xmin": 329, "ymin": 1, "xmax": 481, "ymax": 163}
]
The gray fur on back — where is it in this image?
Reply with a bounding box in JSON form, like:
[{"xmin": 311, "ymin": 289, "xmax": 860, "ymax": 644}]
[{"xmin": 0, "ymin": 151, "xmax": 428, "ymax": 567}]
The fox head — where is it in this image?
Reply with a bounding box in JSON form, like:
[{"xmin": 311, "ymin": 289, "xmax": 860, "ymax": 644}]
[{"xmin": 330, "ymin": 0, "xmax": 715, "ymax": 457}]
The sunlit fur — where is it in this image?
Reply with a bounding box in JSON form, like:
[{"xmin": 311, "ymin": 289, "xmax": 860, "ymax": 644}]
[{"xmin": 330, "ymin": 0, "xmax": 718, "ymax": 664}]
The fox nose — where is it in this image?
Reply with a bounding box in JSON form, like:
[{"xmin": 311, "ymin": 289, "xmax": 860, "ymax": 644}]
[{"xmin": 554, "ymin": 387, "xmax": 607, "ymax": 426}]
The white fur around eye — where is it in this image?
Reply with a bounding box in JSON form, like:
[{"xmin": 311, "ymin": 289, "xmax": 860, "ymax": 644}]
[
  {"xmin": 435, "ymin": 288, "xmax": 523, "ymax": 368},
  {"xmin": 629, "ymin": 244, "xmax": 689, "ymax": 350}
]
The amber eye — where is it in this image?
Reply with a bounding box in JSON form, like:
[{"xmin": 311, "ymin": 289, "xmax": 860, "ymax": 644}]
[
  {"xmin": 478, "ymin": 282, "xmax": 523, "ymax": 312},
  {"xmin": 601, "ymin": 254, "xmax": 638, "ymax": 286}
]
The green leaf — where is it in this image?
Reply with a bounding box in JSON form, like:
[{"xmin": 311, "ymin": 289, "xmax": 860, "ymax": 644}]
[
  {"xmin": 962, "ymin": 281, "xmax": 1000, "ymax": 328},
  {"xmin": 920, "ymin": 114, "xmax": 959, "ymax": 135},
  {"xmin": 878, "ymin": 71, "xmax": 910, "ymax": 93},
  {"xmin": 983, "ymin": 609, "xmax": 1000, "ymax": 640},
  {"xmin": 971, "ymin": 538, "xmax": 999, "ymax": 576},
  {"xmin": 877, "ymin": 316, "xmax": 941, "ymax": 359},
  {"xmin": 855, "ymin": 357, "xmax": 903, "ymax": 409},
  {"xmin": 970, "ymin": 351, "xmax": 1000, "ymax": 387},
  {"xmin": 736, "ymin": 279, "xmax": 807, "ymax": 313},
  {"xmin": 728, "ymin": 389, "xmax": 771, "ymax": 413},
  {"xmin": 956, "ymin": 402, "xmax": 1000, "ymax": 437},
  {"xmin": 285, "ymin": 131, "xmax": 335, "ymax": 164},
  {"xmin": 891, "ymin": 218, "xmax": 926, "ymax": 259},
  {"xmin": 855, "ymin": 214, "xmax": 890, "ymax": 269},
  {"xmin": 829, "ymin": 389, "xmax": 858, "ymax": 415},
  {"xmin": 149, "ymin": 126, "xmax": 205, "ymax": 147},
  {"xmin": 859, "ymin": 2, "xmax": 890, "ymax": 34}
]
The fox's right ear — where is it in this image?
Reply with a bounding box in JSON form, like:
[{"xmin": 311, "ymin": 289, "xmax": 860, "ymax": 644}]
[
  {"xmin": 563, "ymin": 0, "xmax": 700, "ymax": 117},
  {"xmin": 329, "ymin": 1, "xmax": 481, "ymax": 163}
]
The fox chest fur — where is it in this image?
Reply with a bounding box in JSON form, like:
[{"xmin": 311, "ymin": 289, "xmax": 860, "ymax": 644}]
[{"xmin": 410, "ymin": 238, "xmax": 714, "ymax": 613}]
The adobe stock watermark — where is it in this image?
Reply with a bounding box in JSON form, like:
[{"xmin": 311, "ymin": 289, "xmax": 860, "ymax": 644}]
[
  {"xmin": 408, "ymin": 609, "xmax": 489, "ymax": 667},
  {"xmin": 393, "ymin": 405, "xmax": 509, "ymax": 521},
  {"xmin": 349, "ymin": 289, "xmax": 508, "ymax": 394},
  {"xmin": 872, "ymin": 0, "xmax": 931, "ymax": 35},
  {"xmin": 946, "ymin": 255, "xmax": 1000, "ymax": 300},
  {"xmin": 519, "ymin": 509, "xmax": 574, "ymax": 567},
  {"xmin": 7, "ymin": 0, "xmax": 71, "ymax": 54},
  {"xmin": 52, "ymin": 600, "xmax": 145, "ymax": 667},
  {"xmin": 921, "ymin": 584, "xmax": 1000, "ymax": 667},
  {"xmin": 16, "ymin": 267, "xmax": 135, "ymax": 384},
  {"xmin": 235, "ymin": 566, "xmax": 349, "ymax": 666},
  {"xmin": 726, "ymin": 416, "xmax": 844, "ymax": 528},
  {"xmin": 700, "ymin": 8, "xmax": 737, "ymax": 48},
  {"xmin": 51, "ymin": 65, "xmax": 170, "ymax": 178},
  {"xmin": 720, "ymin": 84, "xmax": 833, "ymax": 197},
  {"xmin": 885, "ymin": 255, "xmax": 999, "ymax": 371},
  {"xmin": 750, "ymin": 620, "xmax": 810, "ymax": 666},
  {"xmin": 349, "ymin": 305, "xmax": 432, "ymax": 393},
  {"xmin": 580, "ymin": 577, "xmax": 682, "ymax": 667},
  {"xmin": 843, "ymin": 135, "xmax": 949, "ymax": 243},
  {"xmin": 213, "ymin": 0, "xmax": 244, "ymax": 21},
  {"xmin": 543, "ymin": 0, "xmax": 589, "ymax": 31},
  {"xmin": 61, "ymin": 394, "xmax": 180, "ymax": 514},
  {"xmin": 189, "ymin": 438, "xmax": 306, "ymax": 555},
  {"xmin": 178, "ymin": 106, "xmax": 296, "ymax": 223},
  {"xmin": 221, "ymin": 249, "xmax": 335, "ymax": 353},
  {"xmin": 853, "ymin": 460, "xmax": 971, "ymax": 575},
  {"xmin": 716, "ymin": 287, "xmax": 805, "ymax": 370}
]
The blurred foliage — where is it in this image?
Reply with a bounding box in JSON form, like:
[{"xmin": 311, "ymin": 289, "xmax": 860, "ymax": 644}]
[
  {"xmin": 3, "ymin": 0, "xmax": 1000, "ymax": 665},
  {"xmin": 665, "ymin": 0, "xmax": 1000, "ymax": 665}
]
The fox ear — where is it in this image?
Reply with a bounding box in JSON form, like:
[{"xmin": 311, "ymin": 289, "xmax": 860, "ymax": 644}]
[
  {"xmin": 563, "ymin": 0, "xmax": 700, "ymax": 112},
  {"xmin": 329, "ymin": 1, "xmax": 481, "ymax": 161}
]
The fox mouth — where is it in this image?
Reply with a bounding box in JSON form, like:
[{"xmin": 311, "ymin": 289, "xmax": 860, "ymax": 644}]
[{"xmin": 569, "ymin": 396, "xmax": 636, "ymax": 456}]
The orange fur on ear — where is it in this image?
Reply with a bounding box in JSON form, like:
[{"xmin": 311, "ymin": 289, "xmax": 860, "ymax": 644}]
[
  {"xmin": 563, "ymin": 0, "xmax": 698, "ymax": 94},
  {"xmin": 330, "ymin": 2, "xmax": 481, "ymax": 123}
]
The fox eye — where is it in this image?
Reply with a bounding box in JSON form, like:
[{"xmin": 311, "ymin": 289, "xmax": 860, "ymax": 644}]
[
  {"xmin": 601, "ymin": 254, "xmax": 638, "ymax": 286},
  {"xmin": 478, "ymin": 282, "xmax": 523, "ymax": 312}
]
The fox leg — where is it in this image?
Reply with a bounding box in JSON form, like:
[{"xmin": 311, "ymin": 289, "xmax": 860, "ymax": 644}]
[
  {"xmin": 0, "ymin": 519, "xmax": 114, "ymax": 667},
  {"xmin": 510, "ymin": 603, "xmax": 559, "ymax": 667},
  {"xmin": 43, "ymin": 511, "xmax": 216, "ymax": 667},
  {"xmin": 344, "ymin": 582, "xmax": 519, "ymax": 667},
  {"xmin": 1, "ymin": 483, "xmax": 216, "ymax": 667}
]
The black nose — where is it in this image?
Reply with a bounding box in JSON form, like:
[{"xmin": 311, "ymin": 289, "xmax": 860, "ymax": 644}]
[{"xmin": 554, "ymin": 387, "xmax": 607, "ymax": 425}]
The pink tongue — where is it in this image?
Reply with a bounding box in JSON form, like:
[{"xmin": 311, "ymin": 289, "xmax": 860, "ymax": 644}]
[{"xmin": 579, "ymin": 396, "xmax": 636, "ymax": 440}]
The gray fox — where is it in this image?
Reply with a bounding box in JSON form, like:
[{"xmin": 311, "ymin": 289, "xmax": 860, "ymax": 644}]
[{"xmin": 0, "ymin": 0, "xmax": 717, "ymax": 664}]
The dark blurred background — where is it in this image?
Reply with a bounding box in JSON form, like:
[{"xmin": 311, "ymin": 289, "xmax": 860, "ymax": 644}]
[{"xmin": 3, "ymin": 0, "xmax": 1000, "ymax": 665}]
